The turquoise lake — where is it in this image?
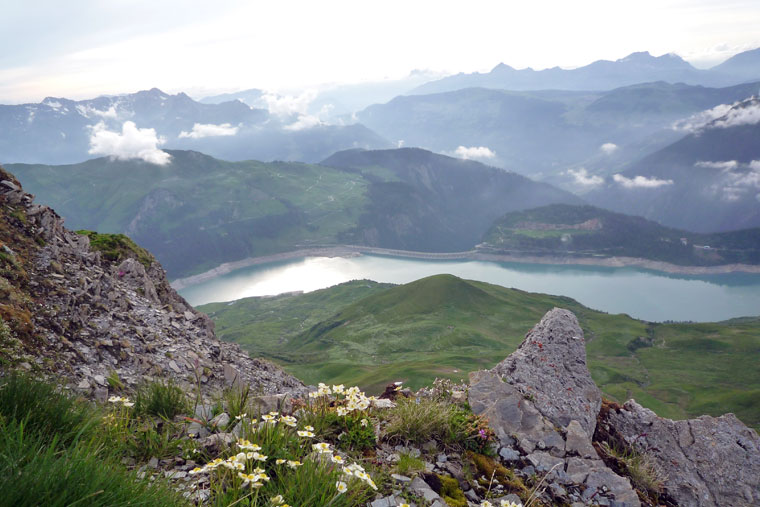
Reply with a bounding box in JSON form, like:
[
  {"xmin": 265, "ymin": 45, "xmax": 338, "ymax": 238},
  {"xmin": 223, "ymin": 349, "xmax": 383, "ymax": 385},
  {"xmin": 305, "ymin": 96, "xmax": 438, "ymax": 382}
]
[{"xmin": 177, "ymin": 254, "xmax": 760, "ymax": 322}]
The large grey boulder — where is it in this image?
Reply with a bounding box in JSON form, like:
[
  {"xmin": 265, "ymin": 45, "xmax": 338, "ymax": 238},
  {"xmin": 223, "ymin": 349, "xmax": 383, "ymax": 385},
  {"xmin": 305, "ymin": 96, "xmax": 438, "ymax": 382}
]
[
  {"xmin": 492, "ymin": 307, "xmax": 601, "ymax": 436},
  {"xmin": 469, "ymin": 308, "xmax": 640, "ymax": 506},
  {"xmin": 605, "ymin": 400, "xmax": 760, "ymax": 506}
]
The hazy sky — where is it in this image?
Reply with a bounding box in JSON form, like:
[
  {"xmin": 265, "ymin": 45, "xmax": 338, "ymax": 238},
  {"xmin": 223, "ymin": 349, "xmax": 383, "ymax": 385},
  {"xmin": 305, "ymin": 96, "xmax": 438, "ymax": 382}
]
[{"xmin": 2, "ymin": 0, "xmax": 759, "ymax": 103}]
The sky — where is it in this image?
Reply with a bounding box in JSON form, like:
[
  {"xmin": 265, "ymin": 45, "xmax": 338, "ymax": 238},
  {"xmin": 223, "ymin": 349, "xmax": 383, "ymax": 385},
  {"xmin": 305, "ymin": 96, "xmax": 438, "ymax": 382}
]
[{"xmin": 1, "ymin": 0, "xmax": 759, "ymax": 104}]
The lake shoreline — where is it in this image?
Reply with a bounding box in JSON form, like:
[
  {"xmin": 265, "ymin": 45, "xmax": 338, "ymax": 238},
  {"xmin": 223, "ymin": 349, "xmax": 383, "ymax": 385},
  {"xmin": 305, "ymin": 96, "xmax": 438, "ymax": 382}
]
[{"xmin": 170, "ymin": 245, "xmax": 760, "ymax": 289}]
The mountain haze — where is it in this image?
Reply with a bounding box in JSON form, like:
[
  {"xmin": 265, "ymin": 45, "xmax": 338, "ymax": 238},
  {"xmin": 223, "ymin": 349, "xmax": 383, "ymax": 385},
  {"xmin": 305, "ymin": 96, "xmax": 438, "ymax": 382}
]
[
  {"xmin": 411, "ymin": 49, "xmax": 760, "ymax": 95},
  {"xmin": 358, "ymin": 81, "xmax": 760, "ymax": 179},
  {"xmin": 321, "ymin": 148, "xmax": 582, "ymax": 251},
  {"xmin": 587, "ymin": 97, "xmax": 760, "ymax": 232}
]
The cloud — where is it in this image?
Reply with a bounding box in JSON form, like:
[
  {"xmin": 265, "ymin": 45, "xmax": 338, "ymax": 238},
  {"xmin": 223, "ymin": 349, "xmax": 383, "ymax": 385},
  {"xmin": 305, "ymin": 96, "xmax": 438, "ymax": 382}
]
[
  {"xmin": 673, "ymin": 99, "xmax": 760, "ymax": 132},
  {"xmin": 455, "ymin": 146, "xmax": 496, "ymax": 160},
  {"xmin": 566, "ymin": 168, "xmax": 603, "ymax": 186},
  {"xmin": 178, "ymin": 122, "xmax": 239, "ymax": 138},
  {"xmin": 613, "ymin": 174, "xmax": 673, "ymax": 189},
  {"xmin": 262, "ymin": 90, "xmax": 317, "ymax": 117},
  {"xmin": 702, "ymin": 161, "xmax": 760, "ymax": 201},
  {"xmin": 76, "ymin": 104, "xmax": 119, "ymax": 119},
  {"xmin": 695, "ymin": 160, "xmax": 738, "ymax": 171},
  {"xmin": 283, "ymin": 115, "xmax": 322, "ymax": 131},
  {"xmin": 712, "ymin": 101, "xmax": 760, "ymax": 129},
  {"xmin": 88, "ymin": 121, "xmax": 170, "ymax": 165},
  {"xmin": 397, "ymin": 140, "xmax": 405, "ymax": 148},
  {"xmin": 599, "ymin": 142, "xmax": 618, "ymax": 155},
  {"xmin": 673, "ymin": 103, "xmax": 734, "ymax": 132}
]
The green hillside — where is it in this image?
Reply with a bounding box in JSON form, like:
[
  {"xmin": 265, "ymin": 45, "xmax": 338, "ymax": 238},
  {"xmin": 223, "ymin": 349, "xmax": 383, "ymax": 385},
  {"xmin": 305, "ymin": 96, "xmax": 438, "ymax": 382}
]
[
  {"xmin": 481, "ymin": 204, "xmax": 760, "ymax": 265},
  {"xmin": 7, "ymin": 148, "xmax": 577, "ymax": 278},
  {"xmin": 199, "ymin": 275, "xmax": 760, "ymax": 430}
]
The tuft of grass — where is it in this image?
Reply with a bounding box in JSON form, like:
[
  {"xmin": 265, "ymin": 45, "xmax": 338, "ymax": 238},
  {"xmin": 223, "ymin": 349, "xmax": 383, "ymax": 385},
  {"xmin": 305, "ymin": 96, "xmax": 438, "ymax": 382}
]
[
  {"xmin": 383, "ymin": 398, "xmax": 493, "ymax": 451},
  {"xmin": 106, "ymin": 370, "xmax": 124, "ymax": 391},
  {"xmin": 0, "ymin": 373, "xmax": 100, "ymax": 446},
  {"xmin": 75, "ymin": 230, "xmax": 154, "ymax": 268},
  {"xmin": 396, "ymin": 452, "xmax": 425, "ymax": 475},
  {"xmin": 0, "ymin": 417, "xmax": 185, "ymax": 507},
  {"xmin": 134, "ymin": 378, "xmax": 189, "ymax": 420},
  {"xmin": 600, "ymin": 441, "xmax": 665, "ymax": 499},
  {"xmin": 222, "ymin": 384, "xmax": 250, "ymax": 421}
]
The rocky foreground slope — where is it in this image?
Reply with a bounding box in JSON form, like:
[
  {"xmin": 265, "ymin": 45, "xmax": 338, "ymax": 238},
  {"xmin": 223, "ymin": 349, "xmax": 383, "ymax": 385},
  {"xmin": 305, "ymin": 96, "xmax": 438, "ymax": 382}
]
[{"xmin": 0, "ymin": 166, "xmax": 303, "ymax": 398}]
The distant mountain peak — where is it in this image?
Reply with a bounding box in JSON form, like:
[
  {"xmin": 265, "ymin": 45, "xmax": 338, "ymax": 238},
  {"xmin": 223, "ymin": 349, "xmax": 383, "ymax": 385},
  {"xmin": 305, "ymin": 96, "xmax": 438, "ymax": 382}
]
[
  {"xmin": 491, "ymin": 62, "xmax": 516, "ymax": 73},
  {"xmin": 619, "ymin": 51, "xmax": 654, "ymax": 62}
]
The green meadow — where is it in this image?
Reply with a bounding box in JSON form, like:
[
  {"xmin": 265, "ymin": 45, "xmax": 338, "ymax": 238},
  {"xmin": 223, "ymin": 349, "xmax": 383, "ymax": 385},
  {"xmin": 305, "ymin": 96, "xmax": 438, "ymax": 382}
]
[{"xmin": 200, "ymin": 275, "xmax": 760, "ymax": 430}]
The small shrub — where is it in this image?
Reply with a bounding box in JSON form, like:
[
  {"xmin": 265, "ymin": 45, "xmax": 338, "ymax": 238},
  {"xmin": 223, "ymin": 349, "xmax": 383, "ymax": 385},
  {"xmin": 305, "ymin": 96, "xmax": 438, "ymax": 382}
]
[{"xmin": 134, "ymin": 379, "xmax": 189, "ymax": 419}]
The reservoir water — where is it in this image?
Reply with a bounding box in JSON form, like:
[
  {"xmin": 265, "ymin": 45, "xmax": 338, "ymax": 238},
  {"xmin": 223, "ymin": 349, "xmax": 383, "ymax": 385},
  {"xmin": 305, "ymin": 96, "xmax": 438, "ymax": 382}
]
[{"xmin": 177, "ymin": 254, "xmax": 760, "ymax": 322}]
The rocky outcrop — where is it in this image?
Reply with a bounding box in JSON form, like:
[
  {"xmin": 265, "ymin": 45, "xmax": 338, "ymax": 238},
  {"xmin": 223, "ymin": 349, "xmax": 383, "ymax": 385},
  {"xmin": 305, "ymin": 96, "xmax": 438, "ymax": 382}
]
[
  {"xmin": 474, "ymin": 307, "xmax": 760, "ymax": 507},
  {"xmin": 492, "ymin": 308, "xmax": 601, "ymax": 436},
  {"xmin": 1, "ymin": 169, "xmax": 304, "ymax": 399},
  {"xmin": 472, "ymin": 308, "xmax": 640, "ymax": 506},
  {"xmin": 604, "ymin": 400, "xmax": 760, "ymax": 507}
]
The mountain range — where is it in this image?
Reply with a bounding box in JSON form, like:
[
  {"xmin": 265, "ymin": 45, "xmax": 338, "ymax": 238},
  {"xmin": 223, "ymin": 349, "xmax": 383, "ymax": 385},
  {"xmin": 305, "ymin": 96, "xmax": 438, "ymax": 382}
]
[
  {"xmin": 0, "ymin": 88, "xmax": 390, "ymax": 165},
  {"xmin": 411, "ymin": 48, "xmax": 760, "ymax": 95},
  {"xmin": 358, "ymin": 80, "xmax": 760, "ymax": 179},
  {"xmin": 6, "ymin": 148, "xmax": 579, "ymax": 278}
]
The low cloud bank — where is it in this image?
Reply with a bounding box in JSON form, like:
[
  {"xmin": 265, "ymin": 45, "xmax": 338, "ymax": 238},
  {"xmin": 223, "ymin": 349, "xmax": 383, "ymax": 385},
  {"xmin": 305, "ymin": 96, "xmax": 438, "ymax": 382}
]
[
  {"xmin": 179, "ymin": 123, "xmax": 239, "ymax": 139},
  {"xmin": 673, "ymin": 99, "xmax": 760, "ymax": 132},
  {"xmin": 88, "ymin": 121, "xmax": 170, "ymax": 165},
  {"xmin": 455, "ymin": 146, "xmax": 495, "ymax": 160},
  {"xmin": 613, "ymin": 174, "xmax": 673, "ymax": 189},
  {"xmin": 76, "ymin": 104, "xmax": 119, "ymax": 119},
  {"xmin": 283, "ymin": 115, "xmax": 322, "ymax": 131},
  {"xmin": 566, "ymin": 168, "xmax": 603, "ymax": 186},
  {"xmin": 263, "ymin": 90, "xmax": 316, "ymax": 117},
  {"xmin": 695, "ymin": 160, "xmax": 738, "ymax": 171}
]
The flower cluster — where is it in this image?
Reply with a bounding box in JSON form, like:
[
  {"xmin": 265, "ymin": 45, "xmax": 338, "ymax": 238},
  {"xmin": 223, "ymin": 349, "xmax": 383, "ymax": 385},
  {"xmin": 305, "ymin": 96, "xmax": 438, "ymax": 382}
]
[
  {"xmin": 107, "ymin": 395, "xmax": 134, "ymax": 407},
  {"xmin": 340, "ymin": 462, "xmax": 377, "ymax": 491},
  {"xmin": 480, "ymin": 501, "xmax": 523, "ymax": 507},
  {"xmin": 308, "ymin": 383, "xmax": 373, "ymax": 414}
]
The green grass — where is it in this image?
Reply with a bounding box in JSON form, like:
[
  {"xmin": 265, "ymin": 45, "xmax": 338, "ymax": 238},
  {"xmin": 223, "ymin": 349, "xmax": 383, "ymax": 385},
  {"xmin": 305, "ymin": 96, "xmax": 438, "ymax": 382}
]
[
  {"xmin": 201, "ymin": 275, "xmax": 760, "ymax": 430},
  {"xmin": 0, "ymin": 374, "xmax": 186, "ymax": 507},
  {"xmin": 134, "ymin": 379, "xmax": 190, "ymax": 419},
  {"xmin": 75, "ymin": 230, "xmax": 154, "ymax": 267}
]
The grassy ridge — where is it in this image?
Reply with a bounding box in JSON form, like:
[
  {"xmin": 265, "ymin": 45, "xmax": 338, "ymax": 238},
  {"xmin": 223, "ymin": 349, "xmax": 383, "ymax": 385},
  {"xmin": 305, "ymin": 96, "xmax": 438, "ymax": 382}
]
[{"xmin": 200, "ymin": 275, "xmax": 760, "ymax": 429}]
